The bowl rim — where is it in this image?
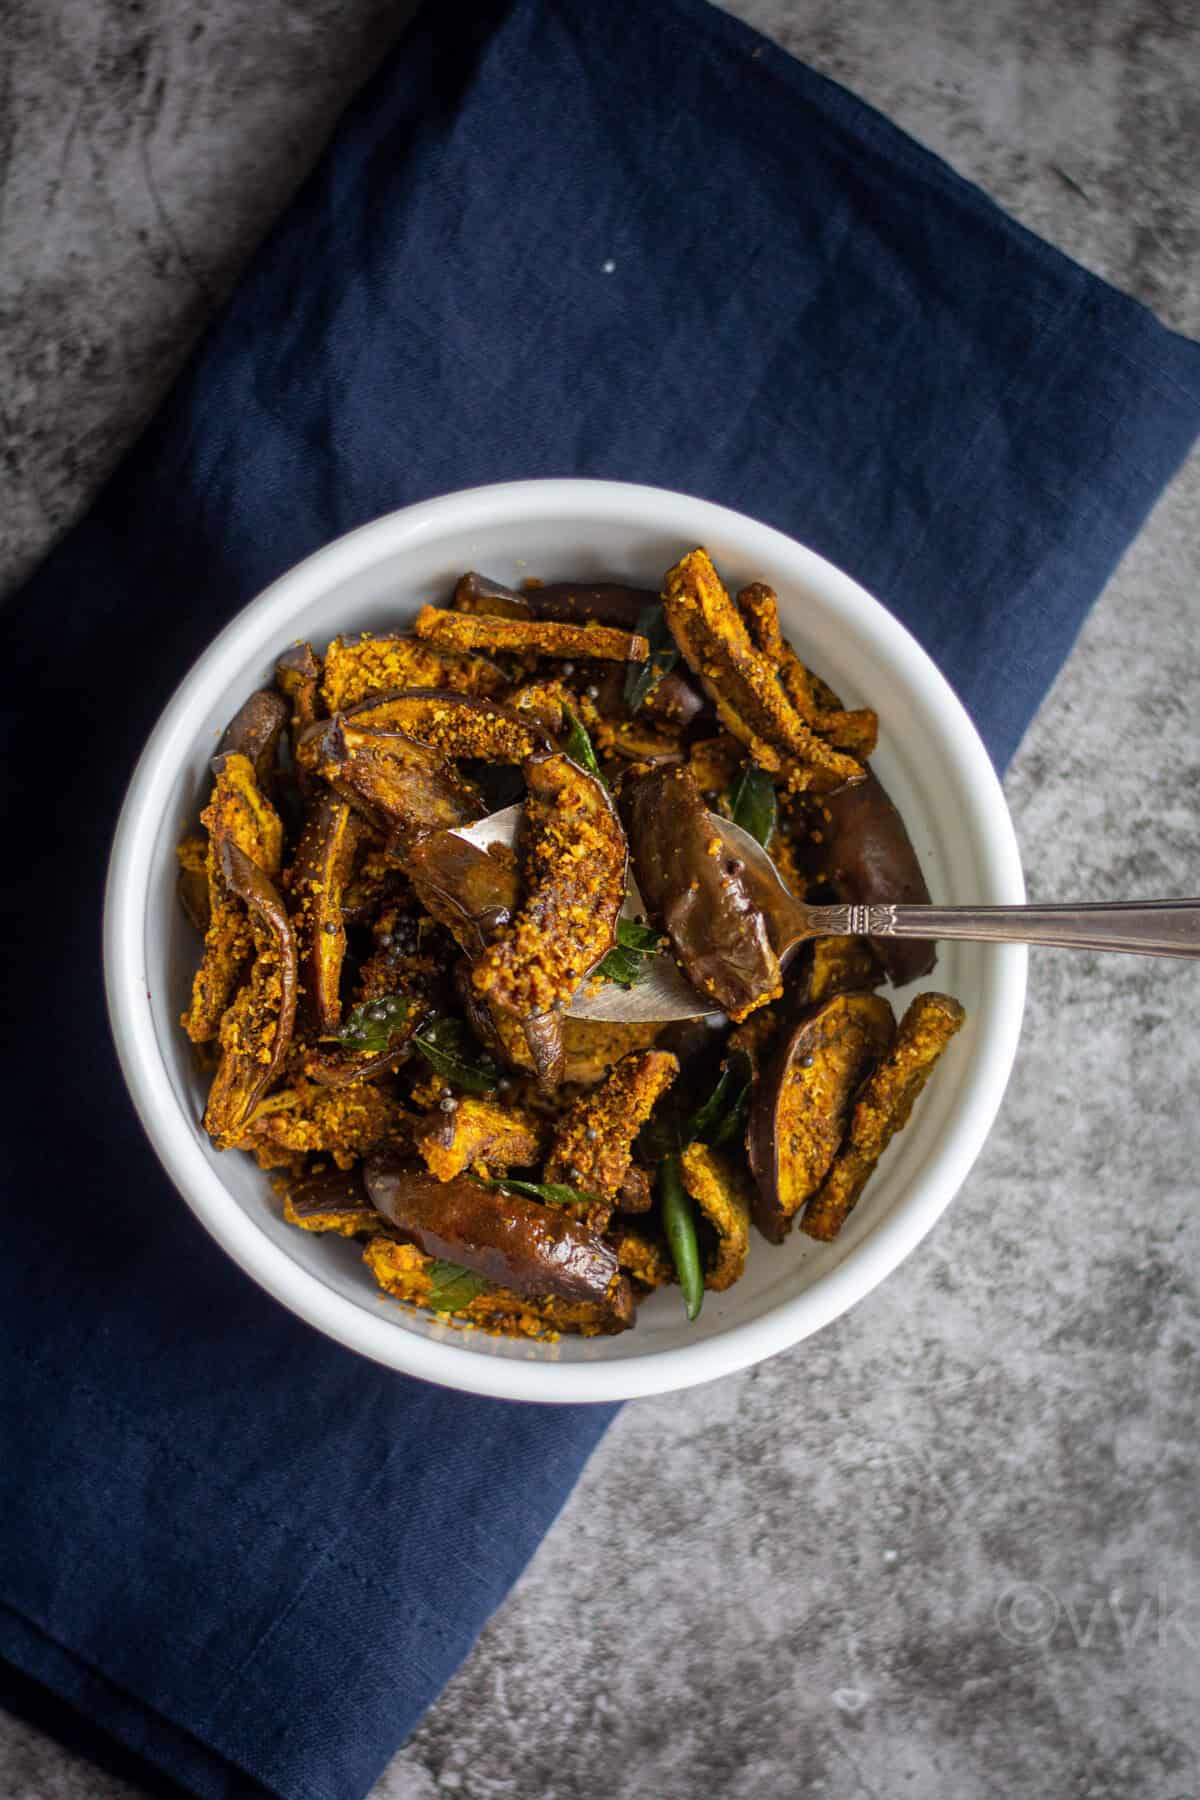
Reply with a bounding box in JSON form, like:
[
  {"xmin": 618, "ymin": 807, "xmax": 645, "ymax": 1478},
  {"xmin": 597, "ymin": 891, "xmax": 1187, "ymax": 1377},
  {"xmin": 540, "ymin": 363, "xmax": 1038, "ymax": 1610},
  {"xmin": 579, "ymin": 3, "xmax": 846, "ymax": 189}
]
[{"xmin": 103, "ymin": 477, "xmax": 1026, "ymax": 1404}]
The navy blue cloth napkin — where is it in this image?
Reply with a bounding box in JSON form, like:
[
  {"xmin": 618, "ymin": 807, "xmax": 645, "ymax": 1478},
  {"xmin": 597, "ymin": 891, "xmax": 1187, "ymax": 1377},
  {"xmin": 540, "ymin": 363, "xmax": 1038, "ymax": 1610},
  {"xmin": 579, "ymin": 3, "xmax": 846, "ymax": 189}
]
[{"xmin": 2, "ymin": 1, "xmax": 1198, "ymax": 1796}]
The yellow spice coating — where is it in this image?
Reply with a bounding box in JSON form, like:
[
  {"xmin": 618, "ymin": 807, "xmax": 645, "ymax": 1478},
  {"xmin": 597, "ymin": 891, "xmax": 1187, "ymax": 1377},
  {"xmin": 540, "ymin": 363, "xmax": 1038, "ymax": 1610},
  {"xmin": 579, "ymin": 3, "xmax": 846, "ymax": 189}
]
[
  {"xmin": 362, "ymin": 1236, "xmax": 630, "ymax": 1337},
  {"xmin": 611, "ymin": 1226, "xmax": 674, "ymax": 1290},
  {"xmin": 341, "ymin": 692, "xmax": 541, "ymax": 763},
  {"xmin": 662, "ymin": 550, "xmax": 865, "ymax": 792},
  {"xmin": 414, "ymin": 604, "xmax": 649, "ymax": 664},
  {"xmin": 771, "ymin": 993, "xmax": 895, "ymax": 1223},
  {"xmin": 679, "ymin": 1142, "xmax": 752, "ymax": 1291},
  {"xmin": 473, "ymin": 752, "xmax": 626, "ymax": 1017},
  {"xmin": 321, "ymin": 633, "xmax": 505, "ymax": 711},
  {"xmin": 234, "ymin": 1078, "xmax": 399, "ymax": 1171},
  {"xmin": 202, "ymin": 916, "xmax": 289, "ymax": 1149},
  {"xmin": 735, "ymin": 581, "xmax": 879, "ymax": 759},
  {"xmin": 807, "ymin": 935, "xmax": 883, "ymax": 1004},
  {"xmin": 545, "ymin": 1049, "xmax": 679, "ymax": 1204},
  {"xmin": 414, "ymin": 1095, "xmax": 545, "ymax": 1183},
  {"xmin": 181, "ymin": 753, "xmax": 284, "ymax": 1043},
  {"xmin": 802, "ymin": 992, "xmax": 965, "ymax": 1241}
]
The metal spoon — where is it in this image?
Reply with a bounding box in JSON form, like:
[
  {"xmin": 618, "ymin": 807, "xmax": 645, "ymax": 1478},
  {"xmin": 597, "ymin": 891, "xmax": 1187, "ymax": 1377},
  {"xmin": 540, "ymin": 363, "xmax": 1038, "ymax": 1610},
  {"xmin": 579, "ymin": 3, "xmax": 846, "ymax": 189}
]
[{"xmin": 453, "ymin": 805, "xmax": 1200, "ymax": 1024}]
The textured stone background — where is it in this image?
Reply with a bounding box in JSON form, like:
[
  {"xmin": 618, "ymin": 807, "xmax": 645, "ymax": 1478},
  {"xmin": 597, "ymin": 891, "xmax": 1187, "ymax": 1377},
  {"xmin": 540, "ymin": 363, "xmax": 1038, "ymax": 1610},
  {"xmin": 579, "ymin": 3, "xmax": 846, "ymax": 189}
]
[{"xmin": 2, "ymin": 1, "xmax": 1198, "ymax": 1796}]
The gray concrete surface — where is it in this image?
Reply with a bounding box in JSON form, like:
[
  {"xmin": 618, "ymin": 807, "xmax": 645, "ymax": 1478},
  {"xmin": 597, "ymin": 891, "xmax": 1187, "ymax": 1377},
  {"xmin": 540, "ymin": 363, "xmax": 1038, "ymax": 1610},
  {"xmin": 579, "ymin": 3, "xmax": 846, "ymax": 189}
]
[{"xmin": 2, "ymin": 1, "xmax": 1198, "ymax": 1796}]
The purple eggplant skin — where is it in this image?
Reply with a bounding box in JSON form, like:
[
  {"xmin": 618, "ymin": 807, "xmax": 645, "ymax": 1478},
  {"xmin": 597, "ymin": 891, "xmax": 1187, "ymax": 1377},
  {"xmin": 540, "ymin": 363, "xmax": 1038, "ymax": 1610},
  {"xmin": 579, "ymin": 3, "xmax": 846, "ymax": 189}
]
[
  {"xmin": 620, "ymin": 764, "xmax": 781, "ymax": 1022},
  {"xmin": 310, "ymin": 717, "xmax": 481, "ymax": 847},
  {"xmin": 216, "ymin": 689, "xmax": 289, "ymax": 787},
  {"xmin": 408, "ymin": 830, "xmax": 520, "ymax": 959},
  {"xmin": 746, "ymin": 990, "xmax": 895, "ymax": 1244},
  {"xmin": 816, "ymin": 770, "xmax": 936, "ymax": 986},
  {"xmin": 453, "ymin": 571, "xmax": 658, "ymax": 632},
  {"xmin": 645, "ymin": 666, "xmax": 707, "ymax": 728},
  {"xmin": 365, "ymin": 1151, "xmax": 633, "ymax": 1319}
]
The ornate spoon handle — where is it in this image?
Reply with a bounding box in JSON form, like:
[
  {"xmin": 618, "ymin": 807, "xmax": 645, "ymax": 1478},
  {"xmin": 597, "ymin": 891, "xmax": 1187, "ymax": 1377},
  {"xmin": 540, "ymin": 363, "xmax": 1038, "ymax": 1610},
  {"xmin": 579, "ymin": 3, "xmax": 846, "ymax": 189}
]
[{"xmin": 808, "ymin": 898, "xmax": 1200, "ymax": 958}]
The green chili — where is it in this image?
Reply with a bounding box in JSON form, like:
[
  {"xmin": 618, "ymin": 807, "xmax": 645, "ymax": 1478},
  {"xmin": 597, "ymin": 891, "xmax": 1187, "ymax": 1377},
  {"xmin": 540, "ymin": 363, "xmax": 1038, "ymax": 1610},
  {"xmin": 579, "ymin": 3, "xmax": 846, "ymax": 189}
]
[{"xmin": 660, "ymin": 1152, "xmax": 704, "ymax": 1322}]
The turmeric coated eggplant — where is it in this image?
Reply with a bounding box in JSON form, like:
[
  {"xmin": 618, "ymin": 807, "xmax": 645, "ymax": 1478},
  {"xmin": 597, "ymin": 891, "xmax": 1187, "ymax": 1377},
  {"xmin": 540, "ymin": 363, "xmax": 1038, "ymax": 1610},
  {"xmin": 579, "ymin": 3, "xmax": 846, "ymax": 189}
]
[
  {"xmin": 203, "ymin": 840, "xmax": 298, "ymax": 1148},
  {"xmin": 181, "ymin": 752, "xmax": 284, "ymax": 1043},
  {"xmin": 180, "ymin": 547, "xmax": 964, "ymax": 1343},
  {"xmin": 620, "ymin": 763, "xmax": 781, "ymax": 1022},
  {"xmin": 364, "ymin": 1151, "xmax": 634, "ymax": 1321},
  {"xmin": 311, "ymin": 717, "xmax": 482, "ymax": 849},
  {"xmin": 802, "ymin": 992, "xmax": 965, "ymax": 1241},
  {"xmin": 747, "ymin": 990, "xmax": 895, "ymax": 1243},
  {"xmin": 288, "ymin": 795, "xmax": 360, "ymax": 1033},
  {"xmin": 473, "ymin": 750, "xmax": 626, "ymax": 1021}
]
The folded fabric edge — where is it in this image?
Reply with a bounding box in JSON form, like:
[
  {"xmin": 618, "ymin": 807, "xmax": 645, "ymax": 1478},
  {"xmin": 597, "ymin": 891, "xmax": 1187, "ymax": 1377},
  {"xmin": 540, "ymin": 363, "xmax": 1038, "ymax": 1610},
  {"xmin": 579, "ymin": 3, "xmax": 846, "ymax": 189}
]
[
  {"xmin": 664, "ymin": 0, "xmax": 1200, "ymax": 375},
  {"xmin": 0, "ymin": 1602, "xmax": 276, "ymax": 1800}
]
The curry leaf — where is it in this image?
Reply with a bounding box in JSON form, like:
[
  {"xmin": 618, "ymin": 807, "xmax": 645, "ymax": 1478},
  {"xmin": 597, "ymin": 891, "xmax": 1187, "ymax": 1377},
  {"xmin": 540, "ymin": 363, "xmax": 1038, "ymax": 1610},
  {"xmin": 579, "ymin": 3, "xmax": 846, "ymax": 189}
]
[
  {"xmin": 425, "ymin": 1259, "xmax": 492, "ymax": 1312},
  {"xmin": 334, "ymin": 993, "xmax": 413, "ymax": 1054},
  {"xmin": 726, "ymin": 762, "xmax": 777, "ymax": 848},
  {"xmin": 411, "ymin": 1014, "xmax": 499, "ymax": 1093},
  {"xmin": 685, "ymin": 1048, "xmax": 754, "ymax": 1148},
  {"xmin": 625, "ymin": 605, "xmax": 680, "ymax": 714},
  {"xmin": 494, "ymin": 1177, "xmax": 606, "ymax": 1209},
  {"xmin": 561, "ymin": 706, "xmax": 605, "ymax": 785},
  {"xmin": 596, "ymin": 918, "xmax": 664, "ymax": 989}
]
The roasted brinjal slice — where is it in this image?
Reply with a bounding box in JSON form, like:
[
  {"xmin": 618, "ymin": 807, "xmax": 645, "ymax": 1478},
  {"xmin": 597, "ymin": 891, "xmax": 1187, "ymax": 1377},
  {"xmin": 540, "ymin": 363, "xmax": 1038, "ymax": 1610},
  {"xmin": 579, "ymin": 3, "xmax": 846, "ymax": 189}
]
[
  {"xmin": 278, "ymin": 1165, "xmax": 379, "ymax": 1236},
  {"xmin": 203, "ymin": 841, "xmax": 298, "ymax": 1148},
  {"xmin": 414, "ymin": 605, "xmax": 649, "ymax": 665},
  {"xmin": 661, "ymin": 549, "xmax": 865, "ymax": 793},
  {"xmin": 308, "ymin": 717, "xmax": 481, "ymax": 851},
  {"xmin": 805, "ymin": 769, "xmax": 937, "ymax": 986},
  {"xmin": 320, "ymin": 632, "xmax": 505, "ymax": 711},
  {"xmin": 679, "ymin": 1142, "xmax": 752, "ymax": 1291},
  {"xmin": 801, "ymin": 991, "xmax": 965, "ymax": 1242},
  {"xmin": 413, "ymin": 1094, "xmax": 546, "ymax": 1183},
  {"xmin": 544, "ymin": 1049, "xmax": 679, "ymax": 1225},
  {"xmin": 216, "ymin": 688, "xmax": 289, "ymax": 787},
  {"xmin": 364, "ymin": 1152, "xmax": 634, "ymax": 1327},
  {"xmin": 407, "ymin": 832, "xmax": 519, "ymax": 959},
  {"xmin": 288, "ymin": 795, "xmax": 361, "ymax": 1033},
  {"xmin": 620, "ymin": 763, "xmax": 781, "ymax": 1023},
  {"xmin": 342, "ymin": 688, "xmax": 548, "ymax": 764},
  {"xmin": 181, "ymin": 751, "xmax": 285, "ymax": 1043},
  {"xmin": 747, "ymin": 990, "xmax": 895, "ymax": 1243},
  {"xmin": 472, "ymin": 748, "xmax": 626, "ymax": 1065}
]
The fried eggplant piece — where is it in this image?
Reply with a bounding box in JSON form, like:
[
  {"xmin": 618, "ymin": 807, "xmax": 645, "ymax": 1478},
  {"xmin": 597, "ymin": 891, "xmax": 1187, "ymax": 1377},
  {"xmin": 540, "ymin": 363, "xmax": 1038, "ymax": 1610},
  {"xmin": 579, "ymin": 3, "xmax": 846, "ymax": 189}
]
[
  {"xmin": 679, "ymin": 1142, "xmax": 752, "ymax": 1290},
  {"xmin": 544, "ymin": 1049, "xmax": 679, "ymax": 1215},
  {"xmin": 735, "ymin": 583, "xmax": 879, "ymax": 759},
  {"xmin": 806, "ymin": 769, "xmax": 936, "ymax": 986},
  {"xmin": 747, "ymin": 990, "xmax": 895, "ymax": 1243},
  {"xmin": 413, "ymin": 1094, "xmax": 545, "ymax": 1183},
  {"xmin": 176, "ymin": 833, "xmax": 210, "ymax": 933},
  {"xmin": 473, "ymin": 750, "xmax": 626, "ymax": 1020},
  {"xmin": 181, "ymin": 752, "xmax": 285, "ymax": 1043},
  {"xmin": 278, "ymin": 1165, "xmax": 379, "ymax": 1236},
  {"xmin": 615, "ymin": 1163, "xmax": 655, "ymax": 1214},
  {"xmin": 609, "ymin": 1223, "xmax": 674, "ymax": 1289},
  {"xmin": 601, "ymin": 716, "xmax": 685, "ymax": 765},
  {"xmin": 414, "ymin": 605, "xmax": 649, "ymax": 665},
  {"xmin": 408, "ymin": 832, "xmax": 519, "ymax": 959},
  {"xmin": 363, "ymin": 1236, "xmax": 634, "ymax": 1335},
  {"xmin": 620, "ymin": 763, "xmax": 781, "ymax": 1023},
  {"xmin": 365, "ymin": 1152, "xmax": 634, "ymax": 1319},
  {"xmin": 236, "ymin": 1078, "xmax": 398, "ymax": 1171},
  {"xmin": 216, "ymin": 688, "xmax": 289, "ymax": 786},
  {"xmin": 644, "ymin": 665, "xmax": 708, "ymax": 729},
  {"xmin": 662, "ymin": 550, "xmax": 865, "ymax": 793},
  {"xmin": 321, "ymin": 632, "xmax": 506, "ymax": 712},
  {"xmin": 276, "ymin": 642, "xmax": 322, "ymax": 738},
  {"xmin": 687, "ymin": 733, "xmax": 745, "ymax": 797},
  {"xmin": 343, "ymin": 688, "xmax": 547, "ymax": 764},
  {"xmin": 806, "ymin": 935, "xmax": 885, "ymax": 1005},
  {"xmin": 524, "ymin": 580, "xmax": 659, "ymax": 631},
  {"xmin": 802, "ymin": 992, "xmax": 965, "ymax": 1241},
  {"xmin": 312, "ymin": 718, "xmax": 481, "ymax": 849},
  {"xmin": 452, "ymin": 572, "xmax": 533, "ymax": 620},
  {"xmin": 339, "ymin": 834, "xmax": 406, "ymax": 927},
  {"xmin": 203, "ymin": 841, "xmax": 298, "ymax": 1148},
  {"xmin": 558, "ymin": 1018, "xmax": 663, "ymax": 1088},
  {"xmin": 288, "ymin": 796, "xmax": 361, "ymax": 1033}
]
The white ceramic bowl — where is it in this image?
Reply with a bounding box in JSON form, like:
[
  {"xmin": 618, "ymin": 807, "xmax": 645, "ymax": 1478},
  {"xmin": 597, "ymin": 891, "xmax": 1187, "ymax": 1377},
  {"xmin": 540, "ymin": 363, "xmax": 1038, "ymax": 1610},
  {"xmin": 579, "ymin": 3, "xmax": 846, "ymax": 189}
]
[{"xmin": 104, "ymin": 479, "xmax": 1025, "ymax": 1403}]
